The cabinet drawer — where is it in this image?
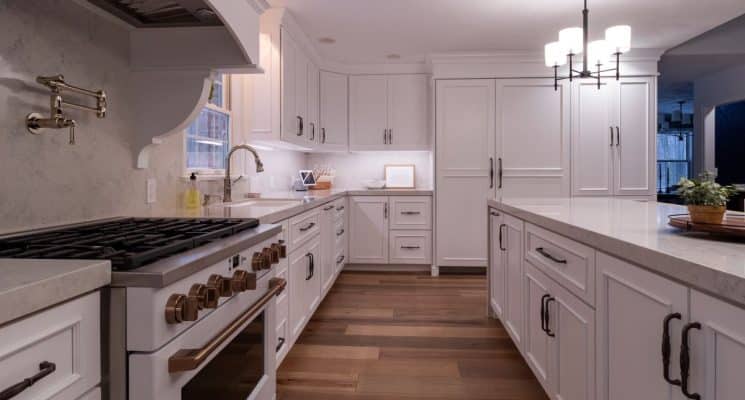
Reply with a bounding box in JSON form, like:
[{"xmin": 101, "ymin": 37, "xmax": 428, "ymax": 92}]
[
  {"xmin": 288, "ymin": 208, "xmax": 321, "ymax": 251},
  {"xmin": 525, "ymin": 223, "xmax": 596, "ymax": 305},
  {"xmin": 389, "ymin": 230, "xmax": 432, "ymax": 264},
  {"xmin": 275, "ymin": 261, "xmax": 289, "ymax": 323},
  {"xmin": 389, "ymin": 196, "xmax": 432, "ymax": 230},
  {"xmin": 0, "ymin": 292, "xmax": 101, "ymax": 400}
]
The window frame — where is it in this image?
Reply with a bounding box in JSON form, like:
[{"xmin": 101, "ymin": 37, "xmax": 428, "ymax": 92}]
[{"xmin": 183, "ymin": 74, "xmax": 233, "ymax": 178}]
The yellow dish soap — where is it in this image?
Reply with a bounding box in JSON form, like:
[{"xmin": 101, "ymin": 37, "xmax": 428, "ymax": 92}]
[{"xmin": 183, "ymin": 173, "xmax": 202, "ymax": 216}]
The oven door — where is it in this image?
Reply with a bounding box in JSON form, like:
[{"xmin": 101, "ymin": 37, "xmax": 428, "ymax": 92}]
[{"xmin": 128, "ymin": 279, "xmax": 282, "ymax": 400}]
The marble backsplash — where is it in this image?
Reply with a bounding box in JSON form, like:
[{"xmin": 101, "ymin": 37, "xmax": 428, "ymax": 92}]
[{"xmin": 0, "ymin": 0, "xmax": 305, "ymax": 234}]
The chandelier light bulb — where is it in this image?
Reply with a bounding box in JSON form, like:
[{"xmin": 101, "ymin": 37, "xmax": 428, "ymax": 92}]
[
  {"xmin": 605, "ymin": 25, "xmax": 632, "ymax": 53},
  {"xmin": 559, "ymin": 27, "xmax": 584, "ymax": 55},
  {"xmin": 587, "ymin": 39, "xmax": 611, "ymax": 66},
  {"xmin": 544, "ymin": 42, "xmax": 567, "ymax": 67}
]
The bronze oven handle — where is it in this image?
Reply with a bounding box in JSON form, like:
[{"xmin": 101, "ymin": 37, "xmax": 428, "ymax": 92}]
[
  {"xmin": 168, "ymin": 277, "xmax": 287, "ymax": 373},
  {"xmin": 0, "ymin": 361, "xmax": 56, "ymax": 400}
]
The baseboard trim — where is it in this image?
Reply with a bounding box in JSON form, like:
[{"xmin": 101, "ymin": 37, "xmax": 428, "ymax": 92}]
[{"xmin": 343, "ymin": 264, "xmax": 431, "ymax": 273}]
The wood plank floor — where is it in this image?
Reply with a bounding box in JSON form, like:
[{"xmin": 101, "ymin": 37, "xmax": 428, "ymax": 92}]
[{"xmin": 277, "ymin": 272, "xmax": 549, "ymax": 400}]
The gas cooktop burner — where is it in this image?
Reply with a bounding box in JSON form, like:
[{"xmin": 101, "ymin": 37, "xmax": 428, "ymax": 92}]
[{"xmin": 0, "ymin": 217, "xmax": 259, "ymax": 270}]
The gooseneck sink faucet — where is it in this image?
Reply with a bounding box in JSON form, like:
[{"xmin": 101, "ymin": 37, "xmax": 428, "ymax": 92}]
[{"xmin": 223, "ymin": 144, "xmax": 264, "ymax": 203}]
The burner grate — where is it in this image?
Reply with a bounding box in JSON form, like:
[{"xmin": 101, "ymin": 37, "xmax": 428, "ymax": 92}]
[{"xmin": 0, "ymin": 218, "xmax": 259, "ymax": 270}]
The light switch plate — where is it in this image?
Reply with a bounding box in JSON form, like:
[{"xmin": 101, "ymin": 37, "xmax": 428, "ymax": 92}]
[{"xmin": 146, "ymin": 178, "xmax": 157, "ymax": 204}]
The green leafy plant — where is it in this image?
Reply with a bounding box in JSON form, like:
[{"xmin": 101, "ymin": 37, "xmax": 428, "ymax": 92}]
[{"xmin": 676, "ymin": 172, "xmax": 737, "ymax": 207}]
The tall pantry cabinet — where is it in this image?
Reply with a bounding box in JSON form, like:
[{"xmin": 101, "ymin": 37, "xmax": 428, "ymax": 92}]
[{"xmin": 436, "ymin": 77, "xmax": 655, "ymax": 268}]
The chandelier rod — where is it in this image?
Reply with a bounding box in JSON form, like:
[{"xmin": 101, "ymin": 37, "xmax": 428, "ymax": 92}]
[{"xmin": 582, "ymin": 0, "xmax": 589, "ymax": 74}]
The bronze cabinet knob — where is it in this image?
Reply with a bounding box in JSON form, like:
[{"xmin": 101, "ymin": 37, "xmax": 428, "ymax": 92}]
[
  {"xmin": 207, "ymin": 274, "xmax": 233, "ymax": 297},
  {"xmin": 165, "ymin": 293, "xmax": 186, "ymax": 324}
]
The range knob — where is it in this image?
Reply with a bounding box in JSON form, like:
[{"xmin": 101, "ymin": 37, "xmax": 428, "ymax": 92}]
[
  {"xmin": 207, "ymin": 274, "xmax": 233, "ymax": 297},
  {"xmin": 274, "ymin": 240, "xmax": 287, "ymax": 258},
  {"xmin": 251, "ymin": 252, "xmax": 267, "ymax": 271},
  {"xmin": 189, "ymin": 283, "xmax": 218, "ymax": 309},
  {"xmin": 231, "ymin": 270, "xmax": 257, "ymax": 292},
  {"xmin": 263, "ymin": 247, "xmax": 278, "ymax": 265},
  {"xmin": 165, "ymin": 293, "xmax": 199, "ymax": 324}
]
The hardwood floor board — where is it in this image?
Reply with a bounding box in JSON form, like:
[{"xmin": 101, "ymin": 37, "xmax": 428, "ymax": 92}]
[{"xmin": 278, "ymin": 272, "xmax": 548, "ymax": 399}]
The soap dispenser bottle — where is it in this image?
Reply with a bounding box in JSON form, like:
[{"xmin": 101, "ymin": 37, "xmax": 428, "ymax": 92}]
[{"xmin": 183, "ymin": 172, "xmax": 202, "ymax": 216}]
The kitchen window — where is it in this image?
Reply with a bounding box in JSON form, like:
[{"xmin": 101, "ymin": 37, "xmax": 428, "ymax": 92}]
[{"xmin": 185, "ymin": 74, "xmax": 231, "ymax": 176}]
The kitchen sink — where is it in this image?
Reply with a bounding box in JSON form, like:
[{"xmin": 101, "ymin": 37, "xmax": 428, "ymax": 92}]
[
  {"xmin": 205, "ymin": 198, "xmax": 303, "ymax": 218},
  {"xmin": 223, "ymin": 199, "xmax": 303, "ymax": 209}
]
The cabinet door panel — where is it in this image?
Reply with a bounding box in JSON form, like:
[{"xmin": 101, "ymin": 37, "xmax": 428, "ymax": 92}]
[
  {"xmin": 596, "ymin": 252, "xmax": 687, "ymax": 400},
  {"xmin": 295, "ymin": 50, "xmax": 308, "ymax": 132},
  {"xmin": 614, "ymin": 78, "xmax": 654, "ymax": 196},
  {"xmin": 349, "ymin": 75, "xmax": 388, "ymax": 149},
  {"xmin": 349, "ymin": 196, "xmax": 389, "ymax": 263},
  {"xmin": 388, "ymin": 74, "xmax": 429, "ymax": 149},
  {"xmin": 524, "ymin": 263, "xmax": 553, "ymax": 393},
  {"xmin": 503, "ymin": 213, "xmax": 524, "ymax": 348},
  {"xmin": 289, "ymin": 246, "xmax": 311, "ymax": 341},
  {"xmin": 572, "ymin": 80, "xmax": 614, "ymax": 196},
  {"xmin": 496, "ymin": 79, "xmax": 569, "ymax": 197},
  {"xmin": 320, "ymin": 71, "xmax": 349, "ymax": 149},
  {"xmin": 280, "ymin": 30, "xmax": 299, "ymax": 142},
  {"xmin": 320, "ymin": 205, "xmax": 336, "ymax": 295},
  {"xmin": 689, "ymin": 290, "xmax": 745, "ymax": 400},
  {"xmin": 435, "ymin": 79, "xmax": 495, "ymax": 267},
  {"xmin": 305, "ymin": 238, "xmax": 322, "ymax": 314},
  {"xmin": 306, "ymin": 62, "xmax": 320, "ymax": 147},
  {"xmin": 489, "ymin": 211, "xmax": 505, "ymax": 318},
  {"xmin": 552, "ymin": 278, "xmax": 595, "ymax": 400}
]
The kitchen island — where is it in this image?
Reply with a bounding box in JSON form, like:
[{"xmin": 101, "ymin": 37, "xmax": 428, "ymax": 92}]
[{"xmin": 488, "ymin": 197, "xmax": 745, "ymax": 400}]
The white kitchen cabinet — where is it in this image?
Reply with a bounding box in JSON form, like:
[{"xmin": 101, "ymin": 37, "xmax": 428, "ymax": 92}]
[
  {"xmin": 319, "ymin": 71, "xmax": 349, "ymax": 151},
  {"xmin": 349, "ymin": 196, "xmax": 389, "ymax": 263},
  {"xmin": 523, "ymin": 262, "xmax": 553, "ymax": 392},
  {"xmin": 307, "ymin": 62, "xmax": 320, "ymax": 147},
  {"xmin": 349, "ymin": 196, "xmax": 433, "ymax": 266},
  {"xmin": 502, "ymin": 213, "xmax": 525, "ymax": 349},
  {"xmin": 489, "ymin": 210, "xmax": 505, "ymax": 318},
  {"xmin": 687, "ymin": 289, "xmax": 745, "ymax": 400},
  {"xmin": 595, "ymin": 252, "xmax": 688, "ymax": 400},
  {"xmin": 319, "ymin": 202, "xmax": 337, "ymax": 296},
  {"xmin": 0, "ymin": 292, "xmax": 101, "ymax": 400},
  {"xmin": 495, "ymin": 79, "xmax": 570, "ymax": 197},
  {"xmin": 435, "ymin": 79, "xmax": 496, "ymax": 267},
  {"xmin": 572, "ymin": 77, "xmax": 656, "ymax": 197},
  {"xmin": 388, "ymin": 230, "xmax": 432, "ymax": 264},
  {"xmin": 349, "ymin": 74, "xmax": 429, "ymax": 151},
  {"xmin": 288, "ymin": 236, "xmax": 321, "ymax": 343},
  {"xmin": 279, "ymin": 29, "xmax": 302, "ymax": 146}
]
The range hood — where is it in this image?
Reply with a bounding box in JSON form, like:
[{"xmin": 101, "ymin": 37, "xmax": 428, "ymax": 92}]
[{"xmin": 81, "ymin": 0, "xmax": 270, "ymax": 168}]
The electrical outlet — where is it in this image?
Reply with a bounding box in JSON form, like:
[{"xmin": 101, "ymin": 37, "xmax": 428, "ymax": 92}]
[{"xmin": 146, "ymin": 178, "xmax": 157, "ymax": 204}]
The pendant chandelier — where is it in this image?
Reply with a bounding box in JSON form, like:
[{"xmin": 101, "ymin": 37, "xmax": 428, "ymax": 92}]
[{"xmin": 544, "ymin": 0, "xmax": 631, "ymax": 90}]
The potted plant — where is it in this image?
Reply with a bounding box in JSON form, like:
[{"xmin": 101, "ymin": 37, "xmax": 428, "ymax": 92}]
[{"xmin": 676, "ymin": 172, "xmax": 737, "ymax": 224}]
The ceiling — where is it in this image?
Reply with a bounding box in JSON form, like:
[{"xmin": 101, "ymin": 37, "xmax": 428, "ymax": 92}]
[{"xmin": 267, "ymin": 0, "xmax": 745, "ymax": 64}]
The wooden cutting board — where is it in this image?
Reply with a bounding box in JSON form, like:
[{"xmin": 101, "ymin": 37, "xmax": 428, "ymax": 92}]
[{"xmin": 668, "ymin": 213, "xmax": 745, "ymax": 237}]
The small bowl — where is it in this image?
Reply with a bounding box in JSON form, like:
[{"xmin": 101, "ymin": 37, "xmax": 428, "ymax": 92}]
[{"xmin": 362, "ymin": 180, "xmax": 386, "ymax": 189}]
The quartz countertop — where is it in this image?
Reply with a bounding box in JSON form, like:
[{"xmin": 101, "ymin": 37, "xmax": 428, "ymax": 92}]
[
  {"xmin": 489, "ymin": 197, "xmax": 745, "ymax": 307},
  {"xmin": 0, "ymin": 259, "xmax": 111, "ymax": 326},
  {"xmin": 181, "ymin": 188, "xmax": 433, "ymax": 224}
]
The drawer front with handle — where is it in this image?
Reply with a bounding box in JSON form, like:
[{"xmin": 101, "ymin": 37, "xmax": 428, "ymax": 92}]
[
  {"xmin": 288, "ymin": 208, "xmax": 321, "ymax": 252},
  {"xmin": 333, "ymin": 198, "xmax": 346, "ymax": 221},
  {"xmin": 389, "ymin": 196, "xmax": 432, "ymax": 230},
  {"xmin": 389, "ymin": 230, "xmax": 432, "ymax": 264},
  {"xmin": 525, "ymin": 223, "xmax": 596, "ymax": 306},
  {"xmin": 0, "ymin": 292, "xmax": 101, "ymax": 400}
]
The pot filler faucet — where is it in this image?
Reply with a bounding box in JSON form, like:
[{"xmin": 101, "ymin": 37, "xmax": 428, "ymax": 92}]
[{"xmin": 223, "ymin": 144, "xmax": 264, "ymax": 203}]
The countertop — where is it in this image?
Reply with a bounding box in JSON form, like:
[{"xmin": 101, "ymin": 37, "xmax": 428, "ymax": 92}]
[
  {"xmin": 198, "ymin": 188, "xmax": 433, "ymax": 224},
  {"xmin": 0, "ymin": 259, "xmax": 111, "ymax": 326},
  {"xmin": 489, "ymin": 197, "xmax": 745, "ymax": 307}
]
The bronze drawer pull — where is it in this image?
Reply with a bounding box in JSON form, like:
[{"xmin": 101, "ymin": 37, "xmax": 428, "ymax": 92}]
[
  {"xmin": 336, "ymin": 205, "xmax": 345, "ymax": 211},
  {"xmin": 299, "ymin": 222, "xmax": 315, "ymax": 232},
  {"xmin": 336, "ymin": 255, "xmax": 345, "ymax": 264},
  {"xmin": 168, "ymin": 277, "xmax": 287, "ymax": 373},
  {"xmin": 0, "ymin": 361, "xmax": 56, "ymax": 400},
  {"xmin": 536, "ymin": 247, "xmax": 567, "ymax": 264},
  {"xmin": 336, "ymin": 228, "xmax": 345, "ymax": 236},
  {"xmin": 401, "ymin": 211, "xmax": 421, "ymax": 215},
  {"xmin": 401, "ymin": 245, "xmax": 421, "ymax": 250}
]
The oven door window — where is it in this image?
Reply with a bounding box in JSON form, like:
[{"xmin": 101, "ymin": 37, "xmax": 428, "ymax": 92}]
[{"xmin": 182, "ymin": 312, "xmax": 265, "ymax": 400}]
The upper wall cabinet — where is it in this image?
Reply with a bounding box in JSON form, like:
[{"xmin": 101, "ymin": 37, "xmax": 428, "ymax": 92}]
[
  {"xmin": 349, "ymin": 74, "xmax": 430, "ymax": 151},
  {"xmin": 247, "ymin": 9, "xmax": 346, "ymax": 152},
  {"xmin": 571, "ymin": 77, "xmax": 656, "ymax": 197},
  {"xmin": 319, "ymin": 71, "xmax": 349, "ymax": 151},
  {"xmin": 85, "ymin": 0, "xmax": 269, "ymax": 168}
]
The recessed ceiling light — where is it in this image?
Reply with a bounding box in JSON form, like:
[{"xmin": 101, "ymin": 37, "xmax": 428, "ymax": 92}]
[
  {"xmin": 318, "ymin": 37, "xmax": 336, "ymax": 44},
  {"xmin": 386, "ymin": 54, "xmax": 401, "ymax": 60}
]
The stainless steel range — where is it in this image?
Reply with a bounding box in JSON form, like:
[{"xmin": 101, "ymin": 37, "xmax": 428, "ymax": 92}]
[{"xmin": 0, "ymin": 217, "xmax": 286, "ymax": 400}]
